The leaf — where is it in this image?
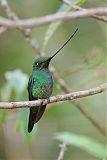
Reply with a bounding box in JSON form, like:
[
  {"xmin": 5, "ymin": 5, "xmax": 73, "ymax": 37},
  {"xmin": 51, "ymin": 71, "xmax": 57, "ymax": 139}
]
[
  {"xmin": 55, "ymin": 132, "xmax": 106, "ymax": 159},
  {"xmin": 43, "ymin": 0, "xmax": 86, "ymax": 51},
  {"xmin": 0, "ymin": 69, "xmax": 39, "ymax": 141},
  {"xmin": 4, "ymin": 69, "xmax": 28, "ymax": 99},
  {"xmin": 0, "ymin": 70, "xmax": 28, "ymax": 124}
]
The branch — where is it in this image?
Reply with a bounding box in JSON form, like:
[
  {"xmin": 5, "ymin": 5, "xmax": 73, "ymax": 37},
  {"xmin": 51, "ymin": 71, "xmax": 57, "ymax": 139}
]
[
  {"xmin": 57, "ymin": 142, "xmax": 67, "ymax": 160},
  {"xmin": 0, "ymin": 0, "xmax": 41, "ymax": 55},
  {"xmin": 0, "ymin": 83, "xmax": 107, "ymax": 109},
  {"xmin": 63, "ymin": 0, "xmax": 107, "ymax": 23},
  {"xmin": 0, "ymin": 7, "xmax": 107, "ymax": 28}
]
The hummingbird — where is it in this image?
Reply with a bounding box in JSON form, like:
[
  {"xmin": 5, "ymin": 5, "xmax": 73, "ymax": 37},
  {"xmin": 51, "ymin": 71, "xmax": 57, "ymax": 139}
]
[{"xmin": 27, "ymin": 28, "xmax": 78, "ymax": 133}]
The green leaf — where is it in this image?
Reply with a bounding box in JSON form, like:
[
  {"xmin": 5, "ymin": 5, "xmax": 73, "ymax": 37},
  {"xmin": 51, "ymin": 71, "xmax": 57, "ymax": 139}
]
[
  {"xmin": 4, "ymin": 69, "xmax": 28, "ymax": 99},
  {"xmin": 43, "ymin": 0, "xmax": 85, "ymax": 51},
  {"xmin": 0, "ymin": 69, "xmax": 39, "ymax": 140},
  {"xmin": 55, "ymin": 132, "xmax": 106, "ymax": 159},
  {"xmin": 0, "ymin": 69, "xmax": 28, "ymax": 124}
]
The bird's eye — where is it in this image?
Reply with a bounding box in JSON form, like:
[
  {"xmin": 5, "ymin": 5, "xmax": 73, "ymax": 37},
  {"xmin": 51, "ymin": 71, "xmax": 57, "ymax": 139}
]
[
  {"xmin": 36, "ymin": 61, "xmax": 42, "ymax": 67},
  {"xmin": 36, "ymin": 62, "xmax": 39, "ymax": 66}
]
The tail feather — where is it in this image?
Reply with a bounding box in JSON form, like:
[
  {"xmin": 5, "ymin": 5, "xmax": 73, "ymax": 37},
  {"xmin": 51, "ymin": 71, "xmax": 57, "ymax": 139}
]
[
  {"xmin": 28, "ymin": 105, "xmax": 46, "ymax": 133},
  {"xmin": 35, "ymin": 105, "xmax": 46, "ymax": 123}
]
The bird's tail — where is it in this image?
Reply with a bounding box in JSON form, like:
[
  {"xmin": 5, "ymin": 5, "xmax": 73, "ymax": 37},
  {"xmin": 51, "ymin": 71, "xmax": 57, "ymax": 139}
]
[{"xmin": 28, "ymin": 105, "xmax": 46, "ymax": 133}]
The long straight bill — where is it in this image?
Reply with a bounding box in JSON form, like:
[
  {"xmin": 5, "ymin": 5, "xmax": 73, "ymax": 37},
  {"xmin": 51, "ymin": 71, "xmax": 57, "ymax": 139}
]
[{"xmin": 50, "ymin": 28, "xmax": 78, "ymax": 60}]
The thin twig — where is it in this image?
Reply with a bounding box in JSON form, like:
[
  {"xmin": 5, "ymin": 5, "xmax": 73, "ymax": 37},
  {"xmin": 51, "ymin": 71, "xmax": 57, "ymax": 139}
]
[
  {"xmin": 63, "ymin": 0, "xmax": 107, "ymax": 23},
  {"xmin": 0, "ymin": 83, "xmax": 107, "ymax": 109},
  {"xmin": 0, "ymin": 0, "xmax": 41, "ymax": 55},
  {"xmin": 0, "ymin": 7, "xmax": 107, "ymax": 28},
  {"xmin": 57, "ymin": 142, "xmax": 67, "ymax": 160}
]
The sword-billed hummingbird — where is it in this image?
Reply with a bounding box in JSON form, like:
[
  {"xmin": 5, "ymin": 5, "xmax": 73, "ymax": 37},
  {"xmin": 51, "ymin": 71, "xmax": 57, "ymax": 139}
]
[{"xmin": 27, "ymin": 28, "xmax": 78, "ymax": 132}]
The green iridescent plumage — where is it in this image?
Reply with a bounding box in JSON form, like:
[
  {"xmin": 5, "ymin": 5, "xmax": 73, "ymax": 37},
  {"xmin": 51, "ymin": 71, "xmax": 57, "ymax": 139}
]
[
  {"xmin": 27, "ymin": 29, "xmax": 78, "ymax": 132},
  {"xmin": 32, "ymin": 70, "xmax": 53, "ymax": 98},
  {"xmin": 27, "ymin": 57, "xmax": 53, "ymax": 132}
]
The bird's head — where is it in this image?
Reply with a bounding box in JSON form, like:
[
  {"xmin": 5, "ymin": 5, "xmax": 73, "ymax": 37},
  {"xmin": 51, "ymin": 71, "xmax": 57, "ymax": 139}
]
[
  {"xmin": 33, "ymin": 57, "xmax": 51, "ymax": 70},
  {"xmin": 33, "ymin": 28, "xmax": 78, "ymax": 70}
]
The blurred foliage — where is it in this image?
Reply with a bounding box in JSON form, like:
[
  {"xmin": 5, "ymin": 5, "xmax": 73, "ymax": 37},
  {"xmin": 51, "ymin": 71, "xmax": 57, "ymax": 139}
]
[
  {"xmin": 0, "ymin": 0, "xmax": 106, "ymax": 159},
  {"xmin": 0, "ymin": 70, "xmax": 38, "ymax": 143},
  {"xmin": 55, "ymin": 132, "xmax": 106, "ymax": 159}
]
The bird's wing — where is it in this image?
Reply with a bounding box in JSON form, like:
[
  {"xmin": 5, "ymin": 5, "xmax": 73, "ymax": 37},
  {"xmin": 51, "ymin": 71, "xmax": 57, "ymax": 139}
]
[
  {"xmin": 27, "ymin": 75, "xmax": 34, "ymax": 100},
  {"xmin": 27, "ymin": 74, "xmax": 46, "ymax": 133}
]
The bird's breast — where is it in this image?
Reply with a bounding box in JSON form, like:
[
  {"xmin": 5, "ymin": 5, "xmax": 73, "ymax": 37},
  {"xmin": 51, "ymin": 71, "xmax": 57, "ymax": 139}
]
[{"xmin": 32, "ymin": 70, "xmax": 53, "ymax": 99}]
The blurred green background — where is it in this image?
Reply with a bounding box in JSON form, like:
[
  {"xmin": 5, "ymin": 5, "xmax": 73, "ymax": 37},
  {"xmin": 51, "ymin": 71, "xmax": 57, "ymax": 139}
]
[{"xmin": 0, "ymin": 0, "xmax": 106, "ymax": 159}]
